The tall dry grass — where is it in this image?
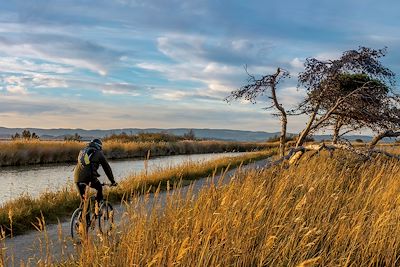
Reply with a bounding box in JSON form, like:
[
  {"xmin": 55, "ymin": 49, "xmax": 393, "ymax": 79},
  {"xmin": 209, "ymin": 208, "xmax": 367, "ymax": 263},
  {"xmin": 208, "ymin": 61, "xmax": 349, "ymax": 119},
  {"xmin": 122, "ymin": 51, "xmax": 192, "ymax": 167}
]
[
  {"xmin": 378, "ymin": 143, "xmax": 400, "ymax": 154},
  {"xmin": 65, "ymin": 152, "xmax": 400, "ymax": 266},
  {"xmin": 0, "ymin": 140, "xmax": 276, "ymax": 166},
  {"xmin": 0, "ymin": 150, "xmax": 274, "ymax": 236}
]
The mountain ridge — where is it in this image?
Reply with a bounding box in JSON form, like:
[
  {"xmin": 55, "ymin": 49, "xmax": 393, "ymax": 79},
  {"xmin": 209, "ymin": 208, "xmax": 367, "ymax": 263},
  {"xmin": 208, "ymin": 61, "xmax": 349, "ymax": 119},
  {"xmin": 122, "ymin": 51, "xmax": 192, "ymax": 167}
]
[{"xmin": 0, "ymin": 126, "xmax": 379, "ymax": 142}]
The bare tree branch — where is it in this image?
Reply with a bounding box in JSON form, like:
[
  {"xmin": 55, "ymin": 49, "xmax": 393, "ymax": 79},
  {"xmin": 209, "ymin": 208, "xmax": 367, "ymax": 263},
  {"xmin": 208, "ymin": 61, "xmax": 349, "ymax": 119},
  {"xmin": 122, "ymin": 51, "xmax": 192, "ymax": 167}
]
[
  {"xmin": 369, "ymin": 130, "xmax": 400, "ymax": 149},
  {"xmin": 225, "ymin": 67, "xmax": 290, "ymax": 157}
]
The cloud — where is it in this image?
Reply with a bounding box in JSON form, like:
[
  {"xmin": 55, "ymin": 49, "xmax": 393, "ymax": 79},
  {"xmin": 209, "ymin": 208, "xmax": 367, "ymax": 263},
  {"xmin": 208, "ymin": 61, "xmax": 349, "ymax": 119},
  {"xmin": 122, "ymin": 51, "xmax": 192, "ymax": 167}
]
[
  {"xmin": 6, "ymin": 84, "xmax": 27, "ymax": 94},
  {"xmin": 290, "ymin": 58, "xmax": 304, "ymax": 69},
  {"xmin": 31, "ymin": 74, "xmax": 68, "ymax": 88},
  {"xmin": 138, "ymin": 36, "xmax": 265, "ymax": 100},
  {"xmin": 0, "ymin": 34, "xmax": 122, "ymax": 75},
  {"xmin": 111, "ymin": 104, "xmax": 270, "ymax": 128},
  {"xmin": 138, "ymin": 33, "xmax": 296, "ymax": 103},
  {"xmin": 0, "ymin": 73, "xmax": 68, "ymax": 94},
  {"xmin": 278, "ymin": 86, "xmax": 306, "ymax": 108},
  {"xmin": 0, "ymin": 57, "xmax": 73, "ymax": 75},
  {"xmin": 152, "ymin": 90, "xmax": 188, "ymax": 101},
  {"xmin": 101, "ymin": 82, "xmax": 141, "ymax": 96},
  {"xmin": 2, "ymin": 75, "xmax": 28, "ymax": 94},
  {"xmin": 157, "ymin": 34, "xmax": 274, "ymax": 66},
  {"xmin": 0, "ymin": 97, "xmax": 78, "ymax": 115},
  {"xmin": 137, "ymin": 60, "xmax": 244, "ymax": 101},
  {"xmin": 151, "ymin": 87, "xmax": 223, "ymax": 101}
]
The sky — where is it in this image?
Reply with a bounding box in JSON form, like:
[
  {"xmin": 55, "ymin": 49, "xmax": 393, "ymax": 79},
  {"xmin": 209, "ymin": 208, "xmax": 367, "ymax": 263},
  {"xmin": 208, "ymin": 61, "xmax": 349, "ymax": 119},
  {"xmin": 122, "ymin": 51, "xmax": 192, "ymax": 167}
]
[{"xmin": 0, "ymin": 0, "xmax": 399, "ymax": 132}]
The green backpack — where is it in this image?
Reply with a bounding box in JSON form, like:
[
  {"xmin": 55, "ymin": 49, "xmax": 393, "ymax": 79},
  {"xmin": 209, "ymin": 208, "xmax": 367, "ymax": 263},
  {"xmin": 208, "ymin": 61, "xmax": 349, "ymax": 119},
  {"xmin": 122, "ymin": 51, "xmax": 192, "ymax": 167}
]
[{"xmin": 78, "ymin": 147, "xmax": 96, "ymax": 167}]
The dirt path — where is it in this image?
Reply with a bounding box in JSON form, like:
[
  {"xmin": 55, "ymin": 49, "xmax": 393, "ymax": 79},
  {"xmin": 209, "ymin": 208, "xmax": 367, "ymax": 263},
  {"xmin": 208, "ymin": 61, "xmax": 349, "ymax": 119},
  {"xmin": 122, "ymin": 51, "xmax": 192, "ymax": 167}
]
[{"xmin": 3, "ymin": 159, "xmax": 269, "ymax": 266}]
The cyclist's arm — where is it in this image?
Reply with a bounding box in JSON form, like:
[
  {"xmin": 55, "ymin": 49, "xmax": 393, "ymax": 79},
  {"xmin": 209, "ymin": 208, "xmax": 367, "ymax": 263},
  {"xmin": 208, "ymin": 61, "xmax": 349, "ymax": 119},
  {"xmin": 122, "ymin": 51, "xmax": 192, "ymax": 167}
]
[{"xmin": 98, "ymin": 151, "xmax": 116, "ymax": 184}]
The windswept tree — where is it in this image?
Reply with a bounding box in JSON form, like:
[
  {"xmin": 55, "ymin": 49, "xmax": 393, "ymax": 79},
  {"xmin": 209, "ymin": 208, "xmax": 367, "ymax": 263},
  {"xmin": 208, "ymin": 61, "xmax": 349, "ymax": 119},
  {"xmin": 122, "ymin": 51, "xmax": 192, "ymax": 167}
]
[
  {"xmin": 295, "ymin": 47, "xmax": 398, "ymax": 147},
  {"xmin": 304, "ymin": 73, "xmax": 400, "ymax": 144},
  {"xmin": 326, "ymin": 74, "xmax": 389, "ymax": 143},
  {"xmin": 225, "ymin": 67, "xmax": 290, "ymax": 157},
  {"xmin": 226, "ymin": 47, "xmax": 400, "ymax": 164}
]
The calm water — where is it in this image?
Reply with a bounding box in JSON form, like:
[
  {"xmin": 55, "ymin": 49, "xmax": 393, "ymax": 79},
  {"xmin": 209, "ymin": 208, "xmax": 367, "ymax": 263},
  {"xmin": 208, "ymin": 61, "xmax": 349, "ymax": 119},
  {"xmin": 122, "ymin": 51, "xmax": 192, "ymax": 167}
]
[{"xmin": 0, "ymin": 152, "xmax": 243, "ymax": 204}]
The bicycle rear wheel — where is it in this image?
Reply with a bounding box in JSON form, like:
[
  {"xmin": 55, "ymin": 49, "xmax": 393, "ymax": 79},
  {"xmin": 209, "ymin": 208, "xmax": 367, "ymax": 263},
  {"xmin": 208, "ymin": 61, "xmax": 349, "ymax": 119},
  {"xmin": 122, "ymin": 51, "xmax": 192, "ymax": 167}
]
[
  {"xmin": 70, "ymin": 208, "xmax": 83, "ymax": 240},
  {"xmin": 98, "ymin": 202, "xmax": 114, "ymax": 234}
]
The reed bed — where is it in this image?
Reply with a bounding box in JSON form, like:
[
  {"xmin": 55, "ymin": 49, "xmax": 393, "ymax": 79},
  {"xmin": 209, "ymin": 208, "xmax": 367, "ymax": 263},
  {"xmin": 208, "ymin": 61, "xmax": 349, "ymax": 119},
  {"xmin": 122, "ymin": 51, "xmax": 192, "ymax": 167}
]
[
  {"xmin": 0, "ymin": 150, "xmax": 274, "ymax": 236},
  {"xmin": 63, "ymin": 152, "xmax": 400, "ymax": 266},
  {"xmin": 378, "ymin": 143, "xmax": 400, "ymax": 154},
  {"xmin": 0, "ymin": 140, "xmax": 276, "ymax": 166}
]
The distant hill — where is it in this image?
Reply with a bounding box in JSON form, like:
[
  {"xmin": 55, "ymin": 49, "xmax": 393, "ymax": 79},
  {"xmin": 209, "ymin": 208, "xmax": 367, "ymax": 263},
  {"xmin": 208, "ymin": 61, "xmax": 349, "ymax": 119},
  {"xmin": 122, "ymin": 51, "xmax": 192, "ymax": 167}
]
[
  {"xmin": 0, "ymin": 126, "xmax": 385, "ymax": 143},
  {"xmin": 0, "ymin": 127, "xmax": 282, "ymax": 142}
]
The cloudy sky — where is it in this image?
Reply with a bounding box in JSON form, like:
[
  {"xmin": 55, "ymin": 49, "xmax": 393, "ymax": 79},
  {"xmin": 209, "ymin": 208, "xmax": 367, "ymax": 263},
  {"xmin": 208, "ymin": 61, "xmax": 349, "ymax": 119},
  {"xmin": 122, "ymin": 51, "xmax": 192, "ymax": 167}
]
[{"xmin": 0, "ymin": 0, "xmax": 399, "ymax": 132}]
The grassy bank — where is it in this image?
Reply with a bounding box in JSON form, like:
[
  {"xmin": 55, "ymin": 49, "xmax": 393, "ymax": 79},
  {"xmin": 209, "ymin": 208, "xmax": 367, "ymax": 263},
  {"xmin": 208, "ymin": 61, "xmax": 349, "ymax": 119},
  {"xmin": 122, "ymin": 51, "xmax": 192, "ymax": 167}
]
[
  {"xmin": 59, "ymin": 152, "xmax": 400, "ymax": 266},
  {"xmin": 0, "ymin": 140, "xmax": 276, "ymax": 167},
  {"xmin": 0, "ymin": 150, "xmax": 274, "ymax": 236}
]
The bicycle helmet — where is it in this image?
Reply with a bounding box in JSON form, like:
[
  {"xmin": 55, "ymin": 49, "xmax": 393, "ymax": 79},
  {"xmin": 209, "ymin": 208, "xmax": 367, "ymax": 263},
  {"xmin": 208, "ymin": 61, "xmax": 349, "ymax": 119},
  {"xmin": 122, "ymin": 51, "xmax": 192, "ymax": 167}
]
[{"xmin": 90, "ymin": 138, "xmax": 103, "ymax": 150}]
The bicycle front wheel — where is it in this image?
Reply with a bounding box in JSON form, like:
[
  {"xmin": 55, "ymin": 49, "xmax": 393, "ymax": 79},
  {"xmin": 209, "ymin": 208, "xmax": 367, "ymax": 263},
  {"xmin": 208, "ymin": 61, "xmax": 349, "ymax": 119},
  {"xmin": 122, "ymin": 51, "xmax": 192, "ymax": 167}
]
[{"xmin": 98, "ymin": 202, "xmax": 114, "ymax": 234}]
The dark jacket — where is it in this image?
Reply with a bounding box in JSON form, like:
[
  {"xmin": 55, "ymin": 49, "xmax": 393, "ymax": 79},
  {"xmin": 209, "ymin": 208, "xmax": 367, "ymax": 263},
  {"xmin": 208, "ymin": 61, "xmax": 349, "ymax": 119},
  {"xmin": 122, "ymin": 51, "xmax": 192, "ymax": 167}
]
[{"xmin": 74, "ymin": 144, "xmax": 115, "ymax": 184}]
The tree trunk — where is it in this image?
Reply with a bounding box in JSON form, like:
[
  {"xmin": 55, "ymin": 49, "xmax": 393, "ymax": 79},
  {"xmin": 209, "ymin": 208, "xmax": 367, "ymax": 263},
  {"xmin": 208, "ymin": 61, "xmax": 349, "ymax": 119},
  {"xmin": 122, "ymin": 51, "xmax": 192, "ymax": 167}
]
[
  {"xmin": 332, "ymin": 118, "xmax": 343, "ymax": 144},
  {"xmin": 296, "ymin": 104, "xmax": 319, "ymax": 147},
  {"xmin": 271, "ymin": 68, "xmax": 287, "ymax": 157},
  {"xmin": 332, "ymin": 130, "xmax": 339, "ymax": 144},
  {"xmin": 279, "ymin": 114, "xmax": 287, "ymax": 157}
]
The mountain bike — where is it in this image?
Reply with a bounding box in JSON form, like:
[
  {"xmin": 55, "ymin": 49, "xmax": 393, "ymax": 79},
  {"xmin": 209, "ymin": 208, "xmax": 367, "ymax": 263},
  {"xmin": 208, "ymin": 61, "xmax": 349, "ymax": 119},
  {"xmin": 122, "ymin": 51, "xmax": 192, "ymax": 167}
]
[{"xmin": 70, "ymin": 183, "xmax": 115, "ymax": 241}]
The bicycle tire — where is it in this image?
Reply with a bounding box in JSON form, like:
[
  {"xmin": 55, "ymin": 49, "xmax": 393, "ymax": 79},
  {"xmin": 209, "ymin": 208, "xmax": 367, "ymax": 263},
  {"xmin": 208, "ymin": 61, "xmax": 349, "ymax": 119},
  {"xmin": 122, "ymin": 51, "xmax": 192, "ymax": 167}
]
[
  {"xmin": 70, "ymin": 207, "xmax": 83, "ymax": 240},
  {"xmin": 98, "ymin": 202, "xmax": 114, "ymax": 234}
]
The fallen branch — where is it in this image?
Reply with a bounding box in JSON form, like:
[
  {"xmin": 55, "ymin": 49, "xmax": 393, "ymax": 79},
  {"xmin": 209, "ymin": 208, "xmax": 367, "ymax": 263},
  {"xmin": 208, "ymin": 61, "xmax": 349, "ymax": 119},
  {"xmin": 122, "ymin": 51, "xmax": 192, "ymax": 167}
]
[
  {"xmin": 265, "ymin": 147, "xmax": 306, "ymax": 168},
  {"xmin": 333, "ymin": 140, "xmax": 370, "ymax": 160},
  {"xmin": 308, "ymin": 143, "xmax": 335, "ymax": 158},
  {"xmin": 265, "ymin": 140, "xmax": 400, "ymax": 168},
  {"xmin": 369, "ymin": 149, "xmax": 400, "ymax": 160}
]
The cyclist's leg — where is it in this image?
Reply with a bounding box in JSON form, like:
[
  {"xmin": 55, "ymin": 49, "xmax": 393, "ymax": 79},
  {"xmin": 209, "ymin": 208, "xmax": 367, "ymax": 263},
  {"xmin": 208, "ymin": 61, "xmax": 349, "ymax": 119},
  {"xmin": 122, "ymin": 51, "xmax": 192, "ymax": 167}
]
[
  {"xmin": 90, "ymin": 179, "xmax": 104, "ymax": 203},
  {"xmin": 76, "ymin": 182, "xmax": 87, "ymax": 208},
  {"xmin": 76, "ymin": 182, "xmax": 96, "ymax": 229}
]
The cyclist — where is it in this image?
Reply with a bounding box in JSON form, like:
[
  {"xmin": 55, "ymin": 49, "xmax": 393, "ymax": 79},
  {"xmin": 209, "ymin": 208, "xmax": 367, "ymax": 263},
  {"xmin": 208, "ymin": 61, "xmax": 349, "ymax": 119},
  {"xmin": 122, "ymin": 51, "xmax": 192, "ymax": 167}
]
[{"xmin": 74, "ymin": 138, "xmax": 117, "ymax": 205}]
